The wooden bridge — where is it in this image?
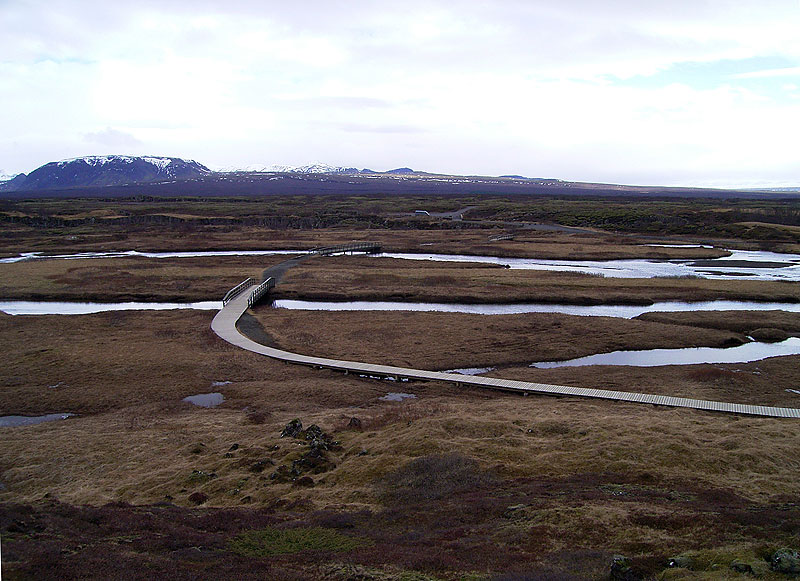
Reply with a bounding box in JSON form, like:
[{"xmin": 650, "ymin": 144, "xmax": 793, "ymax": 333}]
[
  {"xmin": 311, "ymin": 242, "xmax": 382, "ymax": 256},
  {"xmin": 212, "ymin": 274, "xmax": 800, "ymax": 418}
]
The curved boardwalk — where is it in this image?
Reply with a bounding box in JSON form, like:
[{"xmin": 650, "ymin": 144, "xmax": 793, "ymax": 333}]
[{"xmin": 212, "ymin": 280, "xmax": 800, "ymax": 419}]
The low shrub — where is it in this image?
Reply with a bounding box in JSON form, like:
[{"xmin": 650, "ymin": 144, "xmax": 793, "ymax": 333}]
[
  {"xmin": 228, "ymin": 526, "xmax": 370, "ymax": 557},
  {"xmin": 378, "ymin": 453, "xmax": 498, "ymax": 504}
]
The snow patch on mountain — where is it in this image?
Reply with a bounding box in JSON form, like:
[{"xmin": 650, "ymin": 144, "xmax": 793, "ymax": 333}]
[
  {"xmin": 267, "ymin": 163, "xmax": 360, "ymax": 174},
  {"xmin": 55, "ymin": 155, "xmax": 208, "ymax": 175},
  {"xmin": 142, "ymin": 157, "xmax": 173, "ymax": 171}
]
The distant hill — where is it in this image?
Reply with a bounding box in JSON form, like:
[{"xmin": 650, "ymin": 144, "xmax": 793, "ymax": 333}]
[{"xmin": 1, "ymin": 155, "xmax": 210, "ymax": 192}]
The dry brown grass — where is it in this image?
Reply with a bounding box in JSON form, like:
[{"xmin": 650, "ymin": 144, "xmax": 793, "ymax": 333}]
[
  {"xmin": 3, "ymin": 389, "xmax": 799, "ymax": 519},
  {"xmin": 637, "ymin": 310, "xmax": 800, "ymax": 335},
  {"xmin": 1, "ymin": 223, "xmax": 727, "ymax": 259},
  {"xmin": 0, "ymin": 310, "xmax": 393, "ymax": 415},
  {"xmin": 0, "ymin": 256, "xmax": 283, "ymax": 301},
  {"xmin": 3, "ymin": 228, "xmax": 800, "ymax": 579}
]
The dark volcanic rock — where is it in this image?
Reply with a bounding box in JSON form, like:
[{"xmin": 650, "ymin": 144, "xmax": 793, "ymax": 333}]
[
  {"xmin": 280, "ymin": 418, "xmax": 303, "ymax": 438},
  {"xmin": 611, "ymin": 555, "xmax": 642, "ymax": 580},
  {"xmin": 772, "ymin": 548, "xmax": 800, "ymax": 574}
]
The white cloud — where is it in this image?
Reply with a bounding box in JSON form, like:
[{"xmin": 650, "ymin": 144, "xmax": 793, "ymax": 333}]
[
  {"xmin": 83, "ymin": 127, "xmax": 142, "ymax": 147},
  {"xmin": 2, "ymin": 0, "xmax": 800, "ymax": 185},
  {"xmin": 734, "ymin": 67, "xmax": 800, "ymax": 79}
]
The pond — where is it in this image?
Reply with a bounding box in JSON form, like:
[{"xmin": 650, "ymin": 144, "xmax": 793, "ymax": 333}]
[
  {"xmin": 379, "ymin": 393, "xmax": 417, "ymax": 402},
  {"xmin": 0, "ymin": 413, "xmax": 75, "ymax": 428},
  {"xmin": 182, "ymin": 392, "xmax": 225, "ymax": 407},
  {"xmin": 530, "ymin": 337, "xmax": 800, "ymax": 368}
]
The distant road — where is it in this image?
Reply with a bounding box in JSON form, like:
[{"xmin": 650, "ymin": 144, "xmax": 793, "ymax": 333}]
[{"xmin": 406, "ymin": 205, "xmax": 597, "ymax": 234}]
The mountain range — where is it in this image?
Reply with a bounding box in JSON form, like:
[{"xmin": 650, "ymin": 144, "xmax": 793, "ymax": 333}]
[
  {"xmin": 0, "ymin": 156, "xmax": 422, "ymax": 192},
  {"xmin": 3, "ymin": 155, "xmax": 796, "ymax": 199}
]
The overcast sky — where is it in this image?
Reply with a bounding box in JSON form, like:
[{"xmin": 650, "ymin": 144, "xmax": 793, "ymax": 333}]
[{"xmin": 2, "ymin": 1, "xmax": 800, "ymax": 187}]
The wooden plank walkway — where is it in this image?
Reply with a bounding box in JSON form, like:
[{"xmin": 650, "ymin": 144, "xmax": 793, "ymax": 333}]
[{"xmin": 211, "ymin": 281, "xmax": 800, "ymax": 419}]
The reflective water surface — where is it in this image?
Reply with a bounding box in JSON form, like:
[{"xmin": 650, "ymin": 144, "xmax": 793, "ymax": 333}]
[
  {"xmin": 182, "ymin": 393, "xmax": 225, "ymax": 407},
  {"xmin": 379, "ymin": 392, "xmax": 417, "ymax": 401},
  {"xmin": 2, "ymin": 247, "xmax": 800, "ymax": 281},
  {"xmin": 378, "ymin": 249, "xmax": 800, "ymax": 281},
  {"xmin": 443, "ymin": 367, "xmax": 496, "ymax": 375},
  {"xmin": 531, "ymin": 337, "xmax": 800, "ymax": 368},
  {"xmin": 0, "ymin": 300, "xmax": 221, "ymax": 315},
  {"xmin": 0, "ymin": 250, "xmax": 301, "ymax": 263},
  {"xmin": 0, "ymin": 413, "xmax": 75, "ymax": 428},
  {"xmin": 273, "ymin": 299, "xmax": 800, "ymax": 319}
]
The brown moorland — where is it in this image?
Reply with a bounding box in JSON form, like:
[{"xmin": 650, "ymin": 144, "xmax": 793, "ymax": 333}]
[{"xmin": 3, "ymin": 223, "xmax": 800, "ymax": 579}]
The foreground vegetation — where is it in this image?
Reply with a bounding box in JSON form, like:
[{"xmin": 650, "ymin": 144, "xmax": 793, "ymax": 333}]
[{"xmin": 2, "ymin": 194, "xmax": 800, "ymax": 579}]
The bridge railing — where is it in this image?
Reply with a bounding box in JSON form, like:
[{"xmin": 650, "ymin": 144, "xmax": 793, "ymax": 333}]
[
  {"xmin": 222, "ymin": 277, "xmax": 254, "ymax": 306},
  {"xmin": 248, "ymin": 277, "xmax": 276, "ymax": 308}
]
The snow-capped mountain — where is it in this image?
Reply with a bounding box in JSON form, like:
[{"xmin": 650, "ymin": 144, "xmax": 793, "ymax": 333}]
[
  {"xmin": 1, "ymin": 155, "xmax": 210, "ymax": 192},
  {"xmin": 267, "ymin": 163, "xmax": 361, "ymax": 174}
]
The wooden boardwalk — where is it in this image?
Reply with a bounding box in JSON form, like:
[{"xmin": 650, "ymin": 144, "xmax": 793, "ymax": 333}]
[{"xmin": 211, "ymin": 281, "xmax": 800, "ymax": 419}]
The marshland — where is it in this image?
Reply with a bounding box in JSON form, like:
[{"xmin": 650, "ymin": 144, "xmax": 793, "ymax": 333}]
[{"xmin": 2, "ymin": 194, "xmax": 800, "ymax": 579}]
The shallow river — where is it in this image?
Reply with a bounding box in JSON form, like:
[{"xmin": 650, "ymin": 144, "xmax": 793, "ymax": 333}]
[
  {"xmin": 378, "ymin": 249, "xmax": 800, "ymax": 281},
  {"xmin": 0, "ymin": 300, "xmax": 221, "ymax": 315},
  {"xmin": 2, "ymin": 247, "xmax": 800, "ymax": 281}
]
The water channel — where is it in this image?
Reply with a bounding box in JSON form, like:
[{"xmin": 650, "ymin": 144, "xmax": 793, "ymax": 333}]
[
  {"xmin": 377, "ymin": 249, "xmax": 800, "ymax": 281},
  {"xmin": 0, "ymin": 300, "xmax": 220, "ymax": 315},
  {"xmin": 0, "ymin": 250, "xmax": 300, "ymax": 263},
  {"xmin": 273, "ymin": 299, "xmax": 800, "ymax": 319},
  {"xmin": 3, "ymin": 247, "xmax": 800, "ymax": 281}
]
